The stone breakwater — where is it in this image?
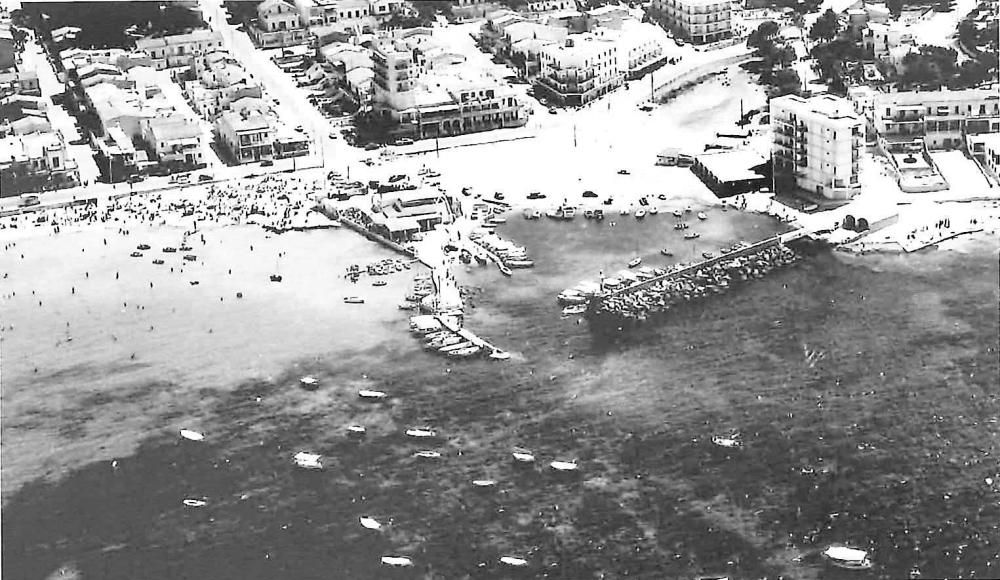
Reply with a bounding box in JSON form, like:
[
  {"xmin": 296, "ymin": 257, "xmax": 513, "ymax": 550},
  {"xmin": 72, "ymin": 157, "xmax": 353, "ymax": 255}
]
[{"xmin": 587, "ymin": 244, "xmax": 800, "ymax": 333}]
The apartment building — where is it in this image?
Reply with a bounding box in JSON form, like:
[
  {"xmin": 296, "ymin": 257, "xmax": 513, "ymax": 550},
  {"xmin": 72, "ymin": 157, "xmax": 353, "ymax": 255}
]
[
  {"xmin": 967, "ymin": 132, "xmax": 1000, "ymax": 183},
  {"xmin": 251, "ymin": 0, "xmax": 309, "ymax": 48},
  {"xmin": 771, "ymin": 94, "xmax": 864, "ymax": 200},
  {"xmin": 372, "ymin": 35, "xmax": 525, "ymax": 138},
  {"xmin": 294, "ymin": 0, "xmax": 340, "ymax": 27},
  {"xmin": 215, "ymin": 110, "xmax": 273, "ymax": 164},
  {"xmin": 135, "ymin": 30, "xmax": 224, "ymax": 71},
  {"xmin": 654, "ymin": 0, "xmax": 731, "ymax": 44},
  {"xmin": 871, "ymin": 88, "xmax": 1000, "ymax": 150},
  {"xmin": 0, "ymin": 69, "xmax": 39, "ymax": 97},
  {"xmin": 537, "ymin": 35, "xmax": 622, "ymax": 106}
]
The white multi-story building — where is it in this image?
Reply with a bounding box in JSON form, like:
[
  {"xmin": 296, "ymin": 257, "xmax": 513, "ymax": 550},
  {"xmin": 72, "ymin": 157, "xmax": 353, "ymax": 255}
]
[
  {"xmin": 871, "ymin": 88, "xmax": 1000, "ymax": 150},
  {"xmin": 967, "ymin": 132, "xmax": 1000, "ymax": 183},
  {"xmin": 863, "ymin": 21, "xmax": 913, "ymax": 60},
  {"xmin": 135, "ymin": 30, "xmax": 224, "ymax": 70},
  {"xmin": 537, "ymin": 35, "xmax": 621, "ymax": 106},
  {"xmin": 771, "ymin": 94, "xmax": 864, "ymax": 200},
  {"xmin": 140, "ymin": 115, "xmax": 204, "ymax": 166},
  {"xmin": 654, "ymin": 0, "xmax": 731, "ymax": 45},
  {"xmin": 250, "ymin": 0, "xmax": 309, "ymax": 48},
  {"xmin": 215, "ymin": 110, "xmax": 273, "ymax": 164},
  {"xmin": 371, "ymin": 34, "xmax": 526, "ymax": 138}
]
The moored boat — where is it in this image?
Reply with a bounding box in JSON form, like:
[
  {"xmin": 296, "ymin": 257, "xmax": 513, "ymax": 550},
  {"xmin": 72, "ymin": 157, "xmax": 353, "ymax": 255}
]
[
  {"xmin": 697, "ymin": 211, "xmax": 708, "ymax": 220},
  {"xmin": 358, "ymin": 389, "xmax": 387, "ymax": 400},
  {"xmin": 405, "ymin": 428, "xmax": 436, "ymax": 438},
  {"xmin": 344, "ymin": 296, "xmax": 365, "ymax": 304},
  {"xmin": 562, "ymin": 304, "xmax": 587, "ymax": 316},
  {"xmin": 360, "ymin": 516, "xmax": 382, "ymax": 530},
  {"xmin": 180, "ymin": 429, "xmax": 204, "ymax": 441},
  {"xmin": 550, "ymin": 460, "xmax": 579, "ymax": 472},
  {"xmin": 293, "ymin": 452, "xmax": 324, "ymax": 470},
  {"xmin": 661, "ymin": 248, "xmax": 674, "ymax": 256},
  {"xmin": 413, "ymin": 450, "xmax": 441, "ymax": 459},
  {"xmin": 472, "ymin": 479, "xmax": 497, "ymax": 488},
  {"xmin": 511, "ymin": 448, "xmax": 535, "ymax": 463},
  {"xmin": 628, "ymin": 257, "xmax": 641, "ymax": 268},
  {"xmin": 500, "ymin": 556, "xmax": 528, "ymax": 567},
  {"xmin": 381, "ymin": 556, "xmax": 413, "ymax": 568},
  {"xmin": 490, "ymin": 350, "xmax": 511, "ymax": 360},
  {"xmin": 822, "ymin": 546, "xmax": 873, "ymax": 570},
  {"xmin": 635, "ymin": 208, "xmax": 646, "ymax": 219},
  {"xmin": 684, "ymin": 232, "xmax": 700, "ymax": 239},
  {"xmin": 299, "ymin": 376, "xmax": 319, "ymax": 390}
]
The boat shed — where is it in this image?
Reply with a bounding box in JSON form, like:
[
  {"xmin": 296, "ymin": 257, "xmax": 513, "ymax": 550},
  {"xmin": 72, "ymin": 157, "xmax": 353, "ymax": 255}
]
[{"xmin": 691, "ymin": 149, "xmax": 769, "ymax": 197}]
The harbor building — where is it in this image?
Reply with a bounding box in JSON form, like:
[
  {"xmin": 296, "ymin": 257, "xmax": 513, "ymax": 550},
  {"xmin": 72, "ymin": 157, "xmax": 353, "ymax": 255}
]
[
  {"xmin": 771, "ymin": 94, "xmax": 863, "ymax": 200},
  {"xmin": 691, "ymin": 149, "xmax": 768, "ymax": 197},
  {"xmin": 653, "ymin": 0, "xmax": 732, "ymax": 45}
]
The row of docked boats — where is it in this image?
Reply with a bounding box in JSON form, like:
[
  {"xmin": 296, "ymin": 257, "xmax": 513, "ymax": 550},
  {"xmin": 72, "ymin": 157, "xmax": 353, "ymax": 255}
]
[
  {"xmin": 409, "ymin": 315, "xmax": 511, "ymax": 361},
  {"xmin": 470, "ymin": 231, "xmax": 534, "ymax": 269},
  {"xmin": 399, "ymin": 273, "xmax": 433, "ymax": 311}
]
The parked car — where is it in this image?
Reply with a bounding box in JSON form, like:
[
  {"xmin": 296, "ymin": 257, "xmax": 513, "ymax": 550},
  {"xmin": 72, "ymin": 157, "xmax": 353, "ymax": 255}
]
[
  {"xmin": 261, "ymin": 159, "xmax": 274, "ymax": 167},
  {"xmin": 548, "ymin": 107, "xmax": 558, "ymax": 114},
  {"xmin": 527, "ymin": 191, "xmax": 546, "ymax": 200},
  {"xmin": 364, "ymin": 143, "xmax": 380, "ymax": 151},
  {"xmin": 198, "ymin": 174, "xmax": 213, "ymax": 182},
  {"xmin": 394, "ymin": 138, "xmax": 414, "ymax": 146},
  {"xmin": 582, "ymin": 190, "xmax": 597, "ymax": 198}
]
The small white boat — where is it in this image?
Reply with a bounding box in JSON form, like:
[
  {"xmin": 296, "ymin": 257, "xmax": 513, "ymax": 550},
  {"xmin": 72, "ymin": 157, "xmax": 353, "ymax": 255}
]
[
  {"xmin": 628, "ymin": 257, "xmax": 641, "ymax": 268},
  {"xmin": 649, "ymin": 206, "xmax": 659, "ymax": 215},
  {"xmin": 449, "ymin": 346, "xmax": 481, "ymax": 357},
  {"xmin": 550, "ymin": 460, "xmax": 579, "ymax": 472},
  {"xmin": 299, "ymin": 376, "xmax": 319, "ymax": 389},
  {"xmin": 405, "ymin": 428, "xmax": 436, "ymax": 438},
  {"xmin": 472, "ymin": 479, "xmax": 497, "ymax": 488},
  {"xmin": 183, "ymin": 498, "xmax": 207, "ymax": 508},
  {"xmin": 661, "ymin": 248, "xmax": 674, "ymax": 256},
  {"xmin": 490, "ymin": 350, "xmax": 511, "ymax": 361},
  {"xmin": 498, "ymin": 263, "xmax": 513, "ymax": 277},
  {"xmin": 512, "ymin": 448, "xmax": 535, "ymax": 463},
  {"xmin": 697, "ymin": 211, "xmax": 708, "ymax": 220},
  {"xmin": 499, "ymin": 556, "xmax": 529, "ymax": 567},
  {"xmin": 619, "ymin": 207, "xmax": 630, "ymax": 216},
  {"xmin": 360, "ymin": 516, "xmax": 382, "ymax": 530},
  {"xmin": 822, "ymin": 546, "xmax": 873, "ymax": 570},
  {"xmin": 684, "ymin": 232, "xmax": 700, "ymax": 239},
  {"xmin": 413, "ymin": 450, "xmax": 441, "ymax": 459},
  {"xmin": 635, "ymin": 208, "xmax": 647, "ymax": 219},
  {"xmin": 293, "ymin": 452, "xmax": 324, "ymax": 470},
  {"xmin": 344, "ymin": 296, "xmax": 365, "ymax": 304},
  {"xmin": 562, "ymin": 304, "xmax": 587, "ymax": 316},
  {"xmin": 439, "ymin": 341, "xmax": 473, "ymax": 354},
  {"xmin": 381, "ymin": 556, "xmax": 414, "ymax": 568},
  {"xmin": 672, "ymin": 209, "xmax": 683, "ymax": 218},
  {"xmin": 180, "ymin": 429, "xmax": 204, "ymax": 442},
  {"xmin": 712, "ymin": 435, "xmax": 742, "ymax": 448},
  {"xmin": 358, "ymin": 389, "xmax": 387, "ymax": 400},
  {"xmin": 347, "ymin": 425, "xmax": 367, "ymax": 436}
]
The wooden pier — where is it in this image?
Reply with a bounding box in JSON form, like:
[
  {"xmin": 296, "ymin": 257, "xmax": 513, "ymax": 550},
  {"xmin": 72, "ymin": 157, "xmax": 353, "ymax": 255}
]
[{"xmin": 433, "ymin": 315, "xmax": 506, "ymax": 357}]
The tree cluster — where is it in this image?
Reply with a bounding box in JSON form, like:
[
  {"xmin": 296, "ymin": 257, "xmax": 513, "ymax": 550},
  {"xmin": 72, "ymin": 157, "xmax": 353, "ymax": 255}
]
[
  {"xmin": 810, "ymin": 38, "xmax": 865, "ymax": 94},
  {"xmin": 747, "ymin": 21, "xmax": 801, "ymax": 97},
  {"xmin": 899, "ymin": 45, "xmax": 995, "ymax": 89}
]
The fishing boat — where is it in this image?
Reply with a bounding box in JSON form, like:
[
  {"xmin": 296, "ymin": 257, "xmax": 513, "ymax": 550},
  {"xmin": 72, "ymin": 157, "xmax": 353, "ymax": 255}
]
[
  {"xmin": 511, "ymin": 448, "xmax": 535, "ymax": 463},
  {"xmin": 490, "ymin": 350, "xmax": 511, "ymax": 361},
  {"xmin": 635, "ymin": 208, "xmax": 647, "ymax": 219},
  {"xmin": 372, "ymin": 280, "xmax": 387, "ymax": 287},
  {"xmin": 183, "ymin": 498, "xmax": 207, "ymax": 508},
  {"xmin": 358, "ymin": 389, "xmax": 387, "ymax": 400},
  {"xmin": 500, "ymin": 556, "xmax": 529, "ymax": 567},
  {"xmin": 628, "ymin": 257, "xmax": 641, "ymax": 268},
  {"xmin": 344, "ymin": 296, "xmax": 365, "ymax": 304},
  {"xmin": 180, "ymin": 429, "xmax": 204, "ymax": 441},
  {"xmin": 405, "ymin": 428, "xmax": 436, "ymax": 438},
  {"xmin": 347, "ymin": 425, "xmax": 367, "ymax": 436},
  {"xmin": 507, "ymin": 259, "xmax": 535, "ymax": 268},
  {"xmin": 661, "ymin": 249, "xmax": 674, "ymax": 256},
  {"xmin": 684, "ymin": 232, "xmax": 700, "ymax": 239},
  {"xmin": 270, "ymin": 274, "xmax": 283, "ymax": 282},
  {"xmin": 562, "ymin": 304, "xmax": 587, "ymax": 316},
  {"xmin": 137, "ymin": 244, "xmax": 151, "ymax": 250},
  {"xmin": 472, "ymin": 479, "xmax": 497, "ymax": 488},
  {"xmin": 697, "ymin": 211, "xmax": 708, "ymax": 220},
  {"xmin": 702, "ymin": 252, "xmax": 715, "ymax": 259},
  {"xmin": 712, "ymin": 435, "xmax": 742, "ymax": 448},
  {"xmin": 299, "ymin": 376, "xmax": 319, "ymax": 390},
  {"xmin": 413, "ymin": 450, "xmax": 441, "ymax": 459},
  {"xmin": 426, "ymin": 336, "xmax": 463, "ymax": 349},
  {"xmin": 293, "ymin": 452, "xmax": 324, "ymax": 470},
  {"xmin": 672, "ymin": 209, "xmax": 683, "ymax": 218},
  {"xmin": 439, "ymin": 341, "xmax": 474, "ymax": 354},
  {"xmin": 822, "ymin": 546, "xmax": 873, "ymax": 570},
  {"xmin": 381, "ymin": 556, "xmax": 414, "ymax": 568},
  {"xmin": 152, "ymin": 259, "xmax": 165, "ymax": 265},
  {"xmin": 449, "ymin": 346, "xmax": 481, "ymax": 357},
  {"xmin": 360, "ymin": 516, "xmax": 382, "ymax": 530},
  {"xmin": 558, "ymin": 290, "xmax": 587, "ymax": 305},
  {"xmin": 649, "ymin": 206, "xmax": 659, "ymax": 215},
  {"xmin": 550, "ymin": 460, "xmax": 579, "ymax": 472},
  {"xmin": 498, "ymin": 263, "xmax": 513, "ymax": 277}
]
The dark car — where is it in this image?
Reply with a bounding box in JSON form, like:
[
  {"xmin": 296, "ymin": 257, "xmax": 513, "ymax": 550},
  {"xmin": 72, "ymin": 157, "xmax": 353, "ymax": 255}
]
[
  {"xmin": 603, "ymin": 197, "xmax": 614, "ymax": 206},
  {"xmin": 198, "ymin": 174, "xmax": 214, "ymax": 182},
  {"xmin": 639, "ymin": 197, "xmax": 649, "ymax": 206},
  {"xmin": 548, "ymin": 107, "xmax": 558, "ymax": 115},
  {"xmin": 618, "ymin": 169, "xmax": 630, "ymax": 175},
  {"xmin": 582, "ymin": 190, "xmax": 597, "ymax": 198},
  {"xmin": 364, "ymin": 143, "xmax": 380, "ymax": 151},
  {"xmin": 260, "ymin": 159, "xmax": 274, "ymax": 167},
  {"xmin": 527, "ymin": 191, "xmax": 546, "ymax": 200}
]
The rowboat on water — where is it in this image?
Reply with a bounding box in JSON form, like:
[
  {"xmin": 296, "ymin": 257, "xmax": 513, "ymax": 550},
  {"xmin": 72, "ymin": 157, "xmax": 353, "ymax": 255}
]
[
  {"xmin": 293, "ymin": 452, "xmax": 324, "ymax": 470},
  {"xmin": 347, "ymin": 425, "xmax": 367, "ymax": 436},
  {"xmin": 414, "ymin": 450, "xmax": 441, "ymax": 459},
  {"xmin": 183, "ymin": 498, "xmax": 207, "ymax": 508},
  {"xmin": 490, "ymin": 350, "xmax": 511, "ymax": 360},
  {"xmin": 512, "ymin": 448, "xmax": 536, "ymax": 463},
  {"xmin": 822, "ymin": 546, "xmax": 873, "ymax": 570},
  {"xmin": 628, "ymin": 257, "xmax": 641, "ymax": 268},
  {"xmin": 562, "ymin": 304, "xmax": 587, "ymax": 316},
  {"xmin": 472, "ymin": 479, "xmax": 497, "ymax": 488},
  {"xmin": 500, "ymin": 556, "xmax": 528, "ymax": 567},
  {"xmin": 712, "ymin": 435, "xmax": 742, "ymax": 448},
  {"xmin": 405, "ymin": 428, "xmax": 436, "ymax": 438},
  {"xmin": 180, "ymin": 429, "xmax": 204, "ymax": 441},
  {"xmin": 381, "ymin": 556, "xmax": 413, "ymax": 567},
  {"xmin": 360, "ymin": 516, "xmax": 382, "ymax": 530},
  {"xmin": 358, "ymin": 389, "xmax": 387, "ymax": 400},
  {"xmin": 344, "ymin": 296, "xmax": 365, "ymax": 304},
  {"xmin": 299, "ymin": 376, "xmax": 319, "ymax": 389},
  {"xmin": 550, "ymin": 460, "xmax": 579, "ymax": 472}
]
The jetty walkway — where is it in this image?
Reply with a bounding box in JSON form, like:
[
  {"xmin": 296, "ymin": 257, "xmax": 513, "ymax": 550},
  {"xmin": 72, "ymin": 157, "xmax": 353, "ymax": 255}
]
[
  {"xmin": 433, "ymin": 314, "xmax": 506, "ymax": 357},
  {"xmin": 596, "ymin": 226, "xmax": 815, "ymax": 303}
]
